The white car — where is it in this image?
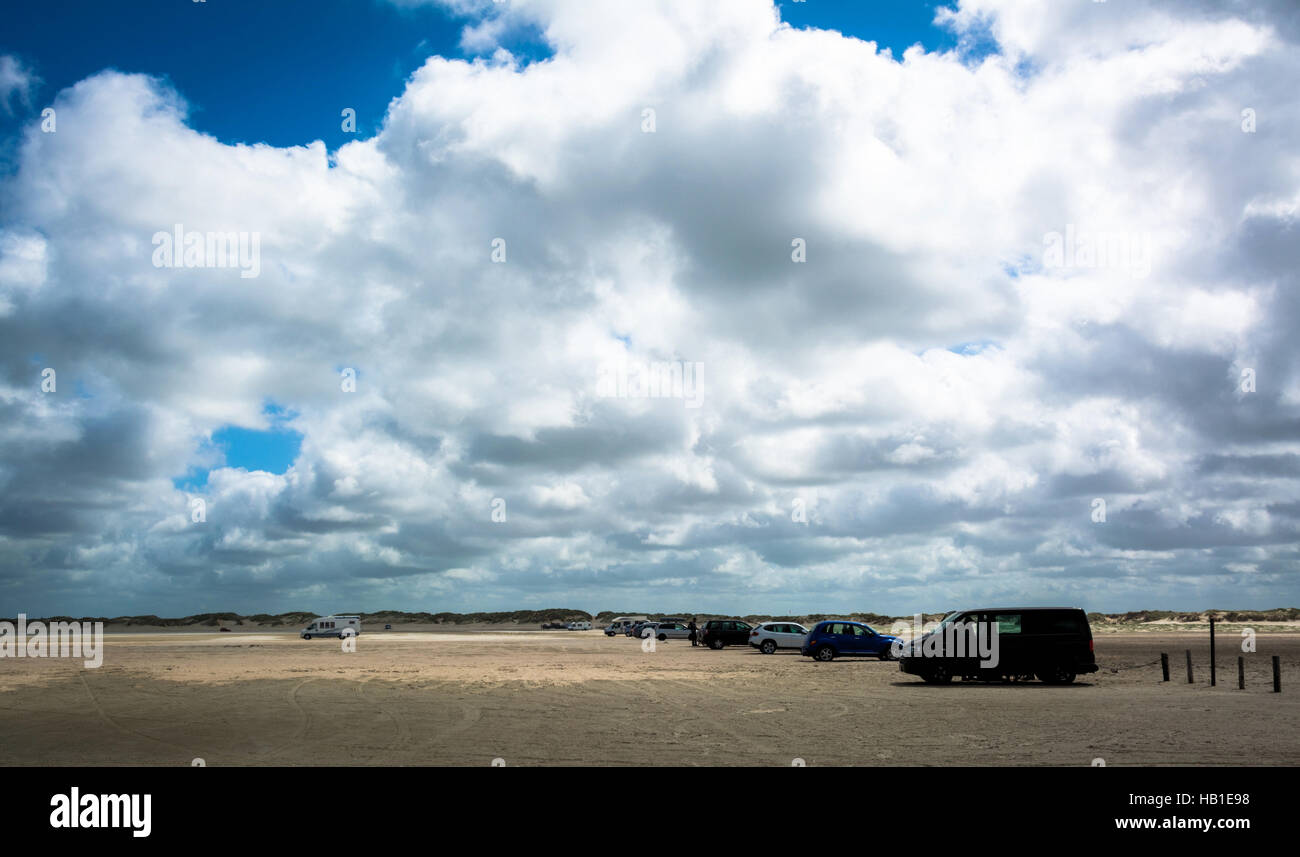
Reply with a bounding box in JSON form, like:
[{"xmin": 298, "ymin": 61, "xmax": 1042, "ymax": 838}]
[{"xmin": 749, "ymin": 621, "xmax": 809, "ymax": 654}]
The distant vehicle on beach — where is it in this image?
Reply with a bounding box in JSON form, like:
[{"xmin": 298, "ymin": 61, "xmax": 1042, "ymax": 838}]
[
  {"xmin": 646, "ymin": 621, "xmax": 691, "ymax": 641},
  {"xmin": 300, "ymin": 615, "xmax": 361, "ymax": 640},
  {"xmin": 700, "ymin": 619, "xmax": 754, "ymax": 649},
  {"xmin": 604, "ymin": 616, "xmax": 648, "ymax": 636}
]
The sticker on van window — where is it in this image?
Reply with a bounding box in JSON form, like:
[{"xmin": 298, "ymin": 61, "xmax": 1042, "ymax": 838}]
[{"xmin": 994, "ymin": 614, "xmax": 1021, "ymax": 634}]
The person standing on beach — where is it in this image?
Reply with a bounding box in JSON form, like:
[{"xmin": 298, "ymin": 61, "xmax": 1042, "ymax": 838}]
[{"xmin": 688, "ymin": 618, "xmax": 698, "ymax": 647}]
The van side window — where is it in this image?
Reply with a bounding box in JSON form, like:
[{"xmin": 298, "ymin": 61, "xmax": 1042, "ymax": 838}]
[
  {"xmin": 1053, "ymin": 614, "xmax": 1084, "ymax": 633},
  {"xmin": 993, "ymin": 614, "xmax": 1021, "ymax": 634},
  {"xmin": 1027, "ymin": 612, "xmax": 1085, "ymax": 634}
]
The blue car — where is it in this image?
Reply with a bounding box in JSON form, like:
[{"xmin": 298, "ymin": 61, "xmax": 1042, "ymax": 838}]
[{"xmin": 800, "ymin": 620, "xmax": 901, "ymax": 662}]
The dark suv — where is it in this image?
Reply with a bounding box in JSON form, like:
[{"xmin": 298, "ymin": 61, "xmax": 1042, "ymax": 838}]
[
  {"xmin": 700, "ymin": 619, "xmax": 753, "ymax": 649},
  {"xmin": 898, "ymin": 607, "xmax": 1098, "ymax": 684}
]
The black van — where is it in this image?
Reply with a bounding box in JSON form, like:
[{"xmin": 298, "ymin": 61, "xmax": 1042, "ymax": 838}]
[{"xmin": 898, "ymin": 607, "xmax": 1098, "ymax": 684}]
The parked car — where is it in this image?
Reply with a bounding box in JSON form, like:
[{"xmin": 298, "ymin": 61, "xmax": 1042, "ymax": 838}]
[
  {"xmin": 648, "ymin": 621, "xmax": 691, "ymax": 641},
  {"xmin": 606, "ymin": 616, "xmax": 648, "ymax": 636},
  {"xmin": 800, "ymin": 621, "xmax": 899, "ymax": 661},
  {"xmin": 749, "ymin": 621, "xmax": 809, "ymax": 654},
  {"xmin": 700, "ymin": 619, "xmax": 754, "ymax": 649},
  {"xmin": 897, "ymin": 607, "xmax": 1098, "ymax": 684},
  {"xmin": 540, "ymin": 621, "xmax": 568, "ymax": 630},
  {"xmin": 628, "ymin": 620, "xmax": 657, "ymax": 638}
]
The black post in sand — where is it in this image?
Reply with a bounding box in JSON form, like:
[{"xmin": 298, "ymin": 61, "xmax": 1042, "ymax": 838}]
[{"xmin": 1210, "ymin": 617, "xmax": 1216, "ymax": 687}]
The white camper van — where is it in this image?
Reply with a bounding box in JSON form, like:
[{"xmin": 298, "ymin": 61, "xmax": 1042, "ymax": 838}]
[
  {"xmin": 567, "ymin": 621, "xmax": 593, "ymax": 631},
  {"xmin": 604, "ymin": 616, "xmax": 648, "ymax": 636},
  {"xmin": 301, "ymin": 615, "xmax": 361, "ymax": 640}
]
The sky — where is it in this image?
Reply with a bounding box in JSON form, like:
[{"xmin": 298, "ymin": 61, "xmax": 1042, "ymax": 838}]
[{"xmin": 0, "ymin": 0, "xmax": 1298, "ymax": 618}]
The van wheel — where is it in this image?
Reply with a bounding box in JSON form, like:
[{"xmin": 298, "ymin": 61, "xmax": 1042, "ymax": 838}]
[
  {"xmin": 1038, "ymin": 666, "xmax": 1077, "ymax": 684},
  {"xmin": 760, "ymin": 640, "xmax": 777, "ymax": 655},
  {"xmin": 814, "ymin": 646, "xmax": 835, "ymax": 662},
  {"xmin": 657, "ymin": 634, "xmax": 667, "ymax": 641},
  {"xmin": 924, "ymin": 665, "xmax": 952, "ymax": 683},
  {"xmin": 302, "ymin": 634, "xmax": 311, "ymax": 640},
  {"xmin": 710, "ymin": 638, "xmax": 724, "ymax": 650}
]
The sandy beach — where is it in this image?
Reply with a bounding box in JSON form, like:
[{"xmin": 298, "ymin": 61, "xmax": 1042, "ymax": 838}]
[{"xmin": 1, "ymin": 629, "xmax": 1297, "ymax": 766}]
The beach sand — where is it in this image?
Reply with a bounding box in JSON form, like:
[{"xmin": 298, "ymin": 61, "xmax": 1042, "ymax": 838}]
[{"xmin": 1, "ymin": 630, "xmax": 1297, "ymax": 766}]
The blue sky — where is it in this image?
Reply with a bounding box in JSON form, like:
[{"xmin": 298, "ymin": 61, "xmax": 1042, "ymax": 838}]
[
  {"xmin": 780, "ymin": 1, "xmax": 965, "ymax": 56},
  {"xmin": 173, "ymin": 404, "xmax": 303, "ymax": 490},
  {"xmin": 1, "ymin": 0, "xmax": 961, "ymax": 151},
  {"xmin": 1, "ymin": 0, "xmax": 467, "ymax": 150}
]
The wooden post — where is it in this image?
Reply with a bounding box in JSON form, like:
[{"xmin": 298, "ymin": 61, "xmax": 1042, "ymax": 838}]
[
  {"xmin": 1238, "ymin": 656, "xmax": 1244, "ymax": 690},
  {"xmin": 1161, "ymin": 652, "xmax": 1169, "ymax": 682},
  {"xmin": 1209, "ymin": 617, "xmax": 1216, "ymax": 687},
  {"xmin": 1186, "ymin": 649, "xmax": 1193, "ymax": 684},
  {"xmin": 1274, "ymin": 655, "xmax": 1282, "ymax": 693}
]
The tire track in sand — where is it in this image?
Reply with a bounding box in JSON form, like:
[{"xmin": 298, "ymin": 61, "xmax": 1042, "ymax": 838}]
[
  {"xmin": 356, "ymin": 679, "xmax": 411, "ymax": 754},
  {"xmin": 640, "ymin": 676, "xmax": 781, "ymax": 763},
  {"xmin": 79, "ymin": 672, "xmax": 202, "ymax": 760}
]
